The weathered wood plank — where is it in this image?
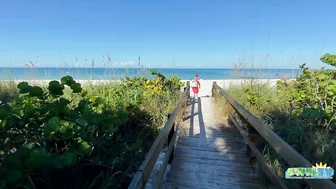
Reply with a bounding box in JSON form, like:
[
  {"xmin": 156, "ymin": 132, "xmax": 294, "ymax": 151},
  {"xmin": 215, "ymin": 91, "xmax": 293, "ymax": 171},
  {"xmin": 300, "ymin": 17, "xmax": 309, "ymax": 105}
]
[
  {"xmin": 169, "ymin": 157, "xmax": 255, "ymax": 174},
  {"xmin": 178, "ymin": 132, "xmax": 241, "ymax": 141},
  {"xmin": 174, "ymin": 147, "xmax": 249, "ymax": 162},
  {"xmin": 166, "ymin": 170, "xmax": 261, "ymax": 185},
  {"xmin": 175, "ymin": 145, "xmax": 246, "ymax": 155},
  {"xmin": 164, "ymin": 179, "xmax": 265, "ymax": 189},
  {"xmin": 176, "ymin": 136, "xmax": 244, "ymax": 148},
  {"xmin": 162, "ymin": 97, "xmax": 265, "ymax": 189}
]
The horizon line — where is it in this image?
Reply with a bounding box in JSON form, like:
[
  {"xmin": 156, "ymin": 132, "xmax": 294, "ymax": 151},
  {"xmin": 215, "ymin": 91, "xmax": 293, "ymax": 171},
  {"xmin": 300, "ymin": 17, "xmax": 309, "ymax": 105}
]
[{"xmin": 0, "ymin": 66, "xmax": 302, "ymax": 70}]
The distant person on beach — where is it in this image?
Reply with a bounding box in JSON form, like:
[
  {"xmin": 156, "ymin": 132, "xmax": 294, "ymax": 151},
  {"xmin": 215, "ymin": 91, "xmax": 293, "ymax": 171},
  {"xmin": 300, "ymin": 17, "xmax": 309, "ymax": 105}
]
[{"xmin": 191, "ymin": 74, "xmax": 201, "ymax": 99}]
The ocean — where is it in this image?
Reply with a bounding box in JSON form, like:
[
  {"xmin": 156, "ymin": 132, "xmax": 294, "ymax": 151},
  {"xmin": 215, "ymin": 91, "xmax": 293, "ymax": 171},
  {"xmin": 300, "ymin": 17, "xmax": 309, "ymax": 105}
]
[{"xmin": 0, "ymin": 67, "xmax": 301, "ymax": 80}]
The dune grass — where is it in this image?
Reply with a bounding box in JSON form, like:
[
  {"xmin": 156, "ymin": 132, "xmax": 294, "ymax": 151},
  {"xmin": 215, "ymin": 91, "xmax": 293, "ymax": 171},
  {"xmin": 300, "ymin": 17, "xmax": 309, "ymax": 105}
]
[{"xmin": 214, "ymin": 57, "xmax": 336, "ymax": 188}]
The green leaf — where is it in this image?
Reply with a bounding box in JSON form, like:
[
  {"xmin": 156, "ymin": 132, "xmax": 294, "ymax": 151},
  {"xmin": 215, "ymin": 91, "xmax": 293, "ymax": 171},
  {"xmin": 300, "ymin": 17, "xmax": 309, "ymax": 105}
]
[
  {"xmin": 59, "ymin": 120, "xmax": 70, "ymax": 133},
  {"xmin": 328, "ymin": 85, "xmax": 336, "ymax": 93},
  {"xmin": 29, "ymin": 86, "xmax": 43, "ymax": 97},
  {"xmin": 17, "ymin": 82, "xmax": 30, "ymax": 94},
  {"xmin": 76, "ymin": 119, "xmax": 88, "ymax": 126},
  {"xmin": 50, "ymin": 154, "xmax": 63, "ymax": 169},
  {"xmin": 81, "ymin": 89, "xmax": 88, "ymax": 97},
  {"xmin": 59, "ymin": 126, "xmax": 67, "ymax": 133},
  {"xmin": 48, "ymin": 80, "xmax": 64, "ymax": 96},
  {"xmin": 95, "ymin": 97, "xmax": 103, "ymax": 104},
  {"xmin": 44, "ymin": 117, "xmax": 61, "ymax": 136},
  {"xmin": 61, "ymin": 152, "xmax": 77, "ymax": 167},
  {"xmin": 25, "ymin": 143, "xmax": 35, "ymax": 150},
  {"xmin": 61, "ymin": 120, "xmax": 70, "ymax": 127},
  {"xmin": 14, "ymin": 144, "xmax": 33, "ymax": 158},
  {"xmin": 59, "ymin": 98, "xmax": 70, "ymax": 105},
  {"xmin": 107, "ymin": 124, "xmax": 118, "ymax": 135},
  {"xmin": 51, "ymin": 151, "xmax": 77, "ymax": 169},
  {"xmin": 17, "ymin": 82, "xmax": 29, "ymax": 89},
  {"xmin": 70, "ymin": 83, "xmax": 82, "ymax": 93},
  {"xmin": 48, "ymin": 117, "xmax": 60, "ymax": 129},
  {"xmin": 79, "ymin": 141, "xmax": 91, "ymax": 156},
  {"xmin": 331, "ymin": 80, "xmax": 336, "ymax": 85},
  {"xmin": 61, "ymin": 76, "xmax": 74, "ymax": 86},
  {"xmin": 316, "ymin": 73, "xmax": 326, "ymax": 80},
  {"xmin": 4, "ymin": 170, "xmax": 22, "ymax": 184},
  {"xmin": 24, "ymin": 147, "xmax": 49, "ymax": 170},
  {"xmin": 73, "ymin": 138, "xmax": 92, "ymax": 156},
  {"xmin": 60, "ymin": 129, "xmax": 73, "ymax": 139},
  {"xmin": 327, "ymin": 91, "xmax": 334, "ymax": 96},
  {"xmin": 4, "ymin": 153, "xmax": 23, "ymax": 170}
]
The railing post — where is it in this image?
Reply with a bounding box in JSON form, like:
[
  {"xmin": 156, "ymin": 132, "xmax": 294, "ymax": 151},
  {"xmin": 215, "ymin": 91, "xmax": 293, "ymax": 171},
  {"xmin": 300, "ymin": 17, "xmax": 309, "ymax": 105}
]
[
  {"xmin": 242, "ymin": 115, "xmax": 262, "ymax": 170},
  {"xmin": 236, "ymin": 114, "xmax": 257, "ymax": 157},
  {"xmin": 167, "ymin": 113, "xmax": 175, "ymax": 164},
  {"xmin": 185, "ymin": 81, "xmax": 190, "ymax": 105},
  {"xmin": 211, "ymin": 81, "xmax": 217, "ymax": 97},
  {"xmin": 186, "ymin": 81, "xmax": 190, "ymax": 99}
]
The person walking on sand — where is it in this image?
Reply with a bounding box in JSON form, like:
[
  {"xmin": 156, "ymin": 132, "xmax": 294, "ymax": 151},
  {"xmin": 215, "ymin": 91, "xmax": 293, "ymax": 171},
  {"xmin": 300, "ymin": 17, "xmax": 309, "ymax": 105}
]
[{"xmin": 191, "ymin": 74, "xmax": 201, "ymax": 99}]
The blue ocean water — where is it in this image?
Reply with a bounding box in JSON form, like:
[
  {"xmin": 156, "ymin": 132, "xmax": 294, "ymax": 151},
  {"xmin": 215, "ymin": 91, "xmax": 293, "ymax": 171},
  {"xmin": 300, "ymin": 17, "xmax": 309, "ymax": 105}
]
[{"xmin": 0, "ymin": 67, "xmax": 301, "ymax": 80}]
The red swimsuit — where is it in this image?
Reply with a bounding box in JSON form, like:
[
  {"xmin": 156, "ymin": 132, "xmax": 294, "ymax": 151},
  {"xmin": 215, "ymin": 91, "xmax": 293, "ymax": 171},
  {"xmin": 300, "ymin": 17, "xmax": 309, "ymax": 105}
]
[{"xmin": 192, "ymin": 81, "xmax": 200, "ymax": 94}]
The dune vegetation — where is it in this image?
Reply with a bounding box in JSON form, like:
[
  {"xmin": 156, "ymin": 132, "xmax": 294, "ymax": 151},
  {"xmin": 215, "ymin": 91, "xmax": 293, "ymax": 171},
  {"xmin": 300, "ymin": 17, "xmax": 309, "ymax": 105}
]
[
  {"xmin": 0, "ymin": 70, "xmax": 184, "ymax": 189},
  {"xmin": 214, "ymin": 53, "xmax": 336, "ymax": 188}
]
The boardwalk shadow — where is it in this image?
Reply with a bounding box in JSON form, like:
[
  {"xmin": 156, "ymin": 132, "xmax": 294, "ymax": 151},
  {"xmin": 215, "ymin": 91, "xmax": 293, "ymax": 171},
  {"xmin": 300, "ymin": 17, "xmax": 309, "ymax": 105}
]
[
  {"xmin": 182, "ymin": 113, "xmax": 198, "ymax": 122},
  {"xmin": 188, "ymin": 97, "xmax": 195, "ymax": 136},
  {"xmin": 165, "ymin": 97, "xmax": 266, "ymax": 188},
  {"xmin": 188, "ymin": 97, "xmax": 207, "ymax": 143},
  {"xmin": 204, "ymin": 123, "xmax": 265, "ymax": 188},
  {"xmin": 196, "ymin": 97, "xmax": 207, "ymax": 143}
]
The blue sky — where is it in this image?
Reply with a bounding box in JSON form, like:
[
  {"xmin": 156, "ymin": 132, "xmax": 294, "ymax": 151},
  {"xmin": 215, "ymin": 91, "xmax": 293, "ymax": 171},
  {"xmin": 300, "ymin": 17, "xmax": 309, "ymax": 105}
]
[{"xmin": 1, "ymin": 0, "xmax": 336, "ymax": 69}]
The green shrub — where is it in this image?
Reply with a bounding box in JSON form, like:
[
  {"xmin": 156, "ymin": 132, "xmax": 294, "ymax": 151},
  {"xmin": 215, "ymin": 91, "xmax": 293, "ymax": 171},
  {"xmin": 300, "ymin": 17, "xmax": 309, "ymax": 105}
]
[
  {"xmin": 0, "ymin": 72, "xmax": 183, "ymax": 189},
  {"xmin": 215, "ymin": 53, "xmax": 336, "ymax": 188}
]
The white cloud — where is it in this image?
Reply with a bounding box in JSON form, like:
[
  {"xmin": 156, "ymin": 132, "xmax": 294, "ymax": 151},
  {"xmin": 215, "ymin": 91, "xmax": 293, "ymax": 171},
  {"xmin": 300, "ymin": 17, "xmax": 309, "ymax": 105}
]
[{"xmin": 109, "ymin": 61, "xmax": 137, "ymax": 68}]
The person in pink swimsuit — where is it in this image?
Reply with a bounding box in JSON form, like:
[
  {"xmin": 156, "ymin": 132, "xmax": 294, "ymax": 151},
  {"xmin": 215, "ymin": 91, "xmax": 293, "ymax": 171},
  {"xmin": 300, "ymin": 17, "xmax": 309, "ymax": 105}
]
[{"xmin": 191, "ymin": 74, "xmax": 201, "ymax": 98}]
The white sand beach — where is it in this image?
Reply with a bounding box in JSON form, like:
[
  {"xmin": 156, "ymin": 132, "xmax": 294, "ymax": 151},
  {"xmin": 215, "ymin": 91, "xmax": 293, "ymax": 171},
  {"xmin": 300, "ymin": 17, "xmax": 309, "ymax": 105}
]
[{"xmin": 181, "ymin": 79, "xmax": 281, "ymax": 97}]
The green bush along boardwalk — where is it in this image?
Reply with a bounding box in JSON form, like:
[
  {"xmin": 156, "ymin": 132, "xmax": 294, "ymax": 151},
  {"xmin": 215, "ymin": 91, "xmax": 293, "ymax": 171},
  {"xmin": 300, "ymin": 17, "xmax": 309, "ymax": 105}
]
[
  {"xmin": 0, "ymin": 71, "xmax": 183, "ymax": 189},
  {"xmin": 214, "ymin": 53, "xmax": 336, "ymax": 188}
]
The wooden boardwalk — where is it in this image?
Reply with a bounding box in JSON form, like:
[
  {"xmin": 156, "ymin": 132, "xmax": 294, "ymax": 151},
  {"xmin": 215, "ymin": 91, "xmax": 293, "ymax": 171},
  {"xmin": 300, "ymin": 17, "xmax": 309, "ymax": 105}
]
[
  {"xmin": 129, "ymin": 82, "xmax": 336, "ymax": 189},
  {"xmin": 163, "ymin": 97, "xmax": 265, "ymax": 189}
]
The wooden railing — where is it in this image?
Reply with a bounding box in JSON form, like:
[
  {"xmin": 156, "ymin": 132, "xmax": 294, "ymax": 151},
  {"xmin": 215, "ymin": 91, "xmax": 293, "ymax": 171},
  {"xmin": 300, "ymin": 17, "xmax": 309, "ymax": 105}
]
[
  {"xmin": 128, "ymin": 81, "xmax": 190, "ymax": 189},
  {"xmin": 211, "ymin": 82, "xmax": 336, "ymax": 189}
]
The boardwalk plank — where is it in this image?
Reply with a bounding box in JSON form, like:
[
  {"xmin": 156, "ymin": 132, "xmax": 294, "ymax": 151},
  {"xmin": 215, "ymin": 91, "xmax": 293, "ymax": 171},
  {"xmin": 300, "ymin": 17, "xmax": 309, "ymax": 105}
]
[
  {"xmin": 164, "ymin": 180, "xmax": 265, "ymax": 189},
  {"xmin": 162, "ymin": 97, "xmax": 264, "ymax": 189},
  {"xmin": 169, "ymin": 157, "xmax": 255, "ymax": 174}
]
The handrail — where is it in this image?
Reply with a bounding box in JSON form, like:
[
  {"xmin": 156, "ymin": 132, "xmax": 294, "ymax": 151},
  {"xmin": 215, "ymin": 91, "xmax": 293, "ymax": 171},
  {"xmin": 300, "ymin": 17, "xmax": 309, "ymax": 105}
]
[
  {"xmin": 128, "ymin": 81, "xmax": 190, "ymax": 189},
  {"xmin": 212, "ymin": 82, "xmax": 336, "ymax": 189}
]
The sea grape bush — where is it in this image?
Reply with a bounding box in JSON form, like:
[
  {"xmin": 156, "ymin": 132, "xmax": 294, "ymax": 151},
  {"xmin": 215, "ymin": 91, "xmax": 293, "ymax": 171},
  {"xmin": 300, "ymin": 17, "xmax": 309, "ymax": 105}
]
[
  {"xmin": 125, "ymin": 70, "xmax": 184, "ymax": 97},
  {"xmin": 0, "ymin": 76, "xmax": 126, "ymax": 188},
  {"xmin": 274, "ymin": 54, "xmax": 336, "ymax": 185},
  {"xmin": 0, "ymin": 72, "xmax": 183, "ymax": 188},
  {"xmin": 321, "ymin": 53, "xmax": 336, "ymax": 66},
  {"xmin": 123, "ymin": 71, "xmax": 184, "ymax": 131},
  {"xmin": 213, "ymin": 53, "xmax": 336, "ymax": 187},
  {"xmin": 277, "ymin": 53, "xmax": 336, "ymax": 131}
]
